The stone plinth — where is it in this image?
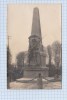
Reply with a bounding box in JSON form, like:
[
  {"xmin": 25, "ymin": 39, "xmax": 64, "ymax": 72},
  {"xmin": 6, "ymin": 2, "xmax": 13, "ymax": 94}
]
[{"xmin": 23, "ymin": 67, "xmax": 48, "ymax": 78}]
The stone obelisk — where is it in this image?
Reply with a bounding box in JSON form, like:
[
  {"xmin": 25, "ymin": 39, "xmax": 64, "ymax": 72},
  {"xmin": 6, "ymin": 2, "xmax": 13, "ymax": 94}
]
[
  {"xmin": 28, "ymin": 7, "xmax": 46, "ymax": 66},
  {"xmin": 24, "ymin": 7, "xmax": 48, "ymax": 78},
  {"xmin": 31, "ymin": 7, "xmax": 42, "ymax": 42}
]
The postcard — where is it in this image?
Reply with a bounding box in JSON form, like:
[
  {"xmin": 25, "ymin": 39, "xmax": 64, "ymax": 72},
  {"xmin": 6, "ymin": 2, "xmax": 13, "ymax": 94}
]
[{"xmin": 7, "ymin": 4, "xmax": 62, "ymax": 89}]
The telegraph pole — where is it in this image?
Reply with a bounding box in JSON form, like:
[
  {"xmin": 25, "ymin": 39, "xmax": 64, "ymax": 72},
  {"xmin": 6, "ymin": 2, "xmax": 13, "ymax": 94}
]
[{"xmin": 7, "ymin": 36, "xmax": 11, "ymax": 49}]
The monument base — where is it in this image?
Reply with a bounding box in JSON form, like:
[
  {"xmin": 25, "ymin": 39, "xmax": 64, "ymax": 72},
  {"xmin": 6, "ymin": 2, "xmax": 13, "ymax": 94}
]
[{"xmin": 23, "ymin": 67, "xmax": 48, "ymax": 78}]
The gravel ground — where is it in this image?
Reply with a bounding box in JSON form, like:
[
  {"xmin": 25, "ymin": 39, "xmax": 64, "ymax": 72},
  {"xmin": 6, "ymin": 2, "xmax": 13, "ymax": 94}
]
[{"xmin": 9, "ymin": 77, "xmax": 61, "ymax": 89}]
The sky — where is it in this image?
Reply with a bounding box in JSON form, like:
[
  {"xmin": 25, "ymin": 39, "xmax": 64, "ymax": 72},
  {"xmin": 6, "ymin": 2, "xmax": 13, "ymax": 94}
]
[{"xmin": 8, "ymin": 4, "xmax": 61, "ymax": 63}]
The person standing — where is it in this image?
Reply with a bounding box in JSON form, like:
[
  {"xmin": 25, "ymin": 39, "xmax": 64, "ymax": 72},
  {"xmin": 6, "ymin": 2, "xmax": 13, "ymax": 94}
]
[{"xmin": 37, "ymin": 73, "xmax": 43, "ymax": 89}]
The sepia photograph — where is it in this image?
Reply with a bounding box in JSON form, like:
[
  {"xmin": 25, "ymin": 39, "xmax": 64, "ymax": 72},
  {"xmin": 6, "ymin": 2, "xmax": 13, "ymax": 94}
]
[{"xmin": 7, "ymin": 4, "xmax": 62, "ymax": 89}]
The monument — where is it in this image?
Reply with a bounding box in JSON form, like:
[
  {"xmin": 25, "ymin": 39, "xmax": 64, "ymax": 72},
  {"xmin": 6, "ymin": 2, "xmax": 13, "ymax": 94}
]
[{"xmin": 23, "ymin": 7, "xmax": 48, "ymax": 78}]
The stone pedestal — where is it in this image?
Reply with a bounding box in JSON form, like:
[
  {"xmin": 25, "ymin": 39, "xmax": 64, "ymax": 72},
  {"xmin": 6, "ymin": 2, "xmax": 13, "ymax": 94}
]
[{"xmin": 23, "ymin": 66, "xmax": 48, "ymax": 78}]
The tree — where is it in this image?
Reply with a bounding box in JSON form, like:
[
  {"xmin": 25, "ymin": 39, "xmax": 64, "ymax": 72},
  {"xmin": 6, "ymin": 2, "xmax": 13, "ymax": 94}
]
[
  {"xmin": 52, "ymin": 41, "xmax": 61, "ymax": 79},
  {"xmin": 7, "ymin": 46, "xmax": 12, "ymax": 88},
  {"xmin": 7, "ymin": 46, "xmax": 12, "ymax": 69},
  {"xmin": 47, "ymin": 45, "xmax": 52, "ymax": 65},
  {"xmin": 52, "ymin": 41, "xmax": 61, "ymax": 66},
  {"xmin": 47, "ymin": 45, "xmax": 52, "ymax": 76},
  {"xmin": 16, "ymin": 52, "xmax": 25, "ymax": 70}
]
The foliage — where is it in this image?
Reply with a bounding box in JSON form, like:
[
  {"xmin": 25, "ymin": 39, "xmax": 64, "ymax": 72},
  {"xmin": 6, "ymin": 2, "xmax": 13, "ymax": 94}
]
[
  {"xmin": 16, "ymin": 52, "xmax": 25, "ymax": 69},
  {"xmin": 47, "ymin": 45, "xmax": 52, "ymax": 65},
  {"xmin": 52, "ymin": 41, "xmax": 61, "ymax": 66},
  {"xmin": 7, "ymin": 46, "xmax": 12, "ymax": 88},
  {"xmin": 7, "ymin": 46, "xmax": 12, "ymax": 69}
]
